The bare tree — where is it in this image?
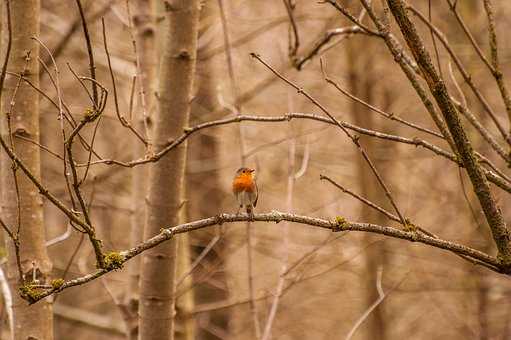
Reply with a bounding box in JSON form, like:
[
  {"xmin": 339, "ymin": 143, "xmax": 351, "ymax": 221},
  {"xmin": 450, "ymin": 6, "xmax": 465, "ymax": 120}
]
[
  {"xmin": 0, "ymin": 1, "xmax": 53, "ymax": 339},
  {"xmin": 126, "ymin": 0, "xmax": 156, "ymax": 338},
  {"xmin": 138, "ymin": 1, "xmax": 201, "ymax": 340}
]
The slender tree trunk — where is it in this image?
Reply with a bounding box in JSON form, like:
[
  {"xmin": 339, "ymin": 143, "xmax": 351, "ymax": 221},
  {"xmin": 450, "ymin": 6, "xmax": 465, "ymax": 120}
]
[
  {"xmin": 126, "ymin": 1, "xmax": 156, "ymax": 338},
  {"xmin": 138, "ymin": 1, "xmax": 200, "ymax": 339},
  {"xmin": 175, "ymin": 231, "xmax": 195, "ymax": 340},
  {"xmin": 347, "ymin": 37, "xmax": 389, "ymax": 340},
  {"xmin": 0, "ymin": 1, "xmax": 53, "ymax": 339},
  {"xmin": 182, "ymin": 2, "xmax": 229, "ymax": 337}
]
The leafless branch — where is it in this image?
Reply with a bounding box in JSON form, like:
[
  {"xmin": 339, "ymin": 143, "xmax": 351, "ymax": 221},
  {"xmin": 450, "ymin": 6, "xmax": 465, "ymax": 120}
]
[
  {"xmin": 22, "ymin": 210, "xmax": 505, "ymax": 304},
  {"xmin": 407, "ymin": 3, "xmax": 511, "ymax": 147},
  {"xmin": 387, "ymin": 0, "xmax": 511, "ymax": 268},
  {"xmin": 75, "ymin": 0, "xmax": 98, "ymax": 107},
  {"xmin": 101, "ymin": 18, "xmax": 147, "ymax": 145}
]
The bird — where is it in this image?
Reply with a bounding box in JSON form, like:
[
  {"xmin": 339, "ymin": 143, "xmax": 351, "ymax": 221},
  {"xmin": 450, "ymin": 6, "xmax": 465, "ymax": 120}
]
[{"xmin": 232, "ymin": 167, "xmax": 258, "ymax": 219}]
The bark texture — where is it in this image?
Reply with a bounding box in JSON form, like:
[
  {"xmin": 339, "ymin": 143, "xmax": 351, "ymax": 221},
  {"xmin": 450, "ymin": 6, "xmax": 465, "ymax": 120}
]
[
  {"xmin": 138, "ymin": 1, "xmax": 201, "ymax": 339},
  {"xmin": 387, "ymin": 0, "xmax": 511, "ymax": 266},
  {"xmin": 0, "ymin": 0, "xmax": 53, "ymax": 339}
]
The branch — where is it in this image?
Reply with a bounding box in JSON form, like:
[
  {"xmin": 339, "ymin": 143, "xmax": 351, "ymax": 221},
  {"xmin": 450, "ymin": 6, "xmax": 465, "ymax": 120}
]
[
  {"xmin": 351, "ymin": 0, "xmax": 458, "ymax": 153},
  {"xmin": 407, "ymin": 3, "xmax": 511, "ymax": 149},
  {"xmin": 386, "ymin": 0, "xmax": 511, "ymax": 267},
  {"xmin": 75, "ymin": 112, "xmax": 511, "ymax": 193},
  {"xmin": 322, "ymin": 69, "xmax": 443, "ymax": 138},
  {"xmin": 291, "ymin": 3, "xmax": 370, "ymax": 70},
  {"xmin": 323, "ymin": 0, "xmax": 381, "ymax": 36},
  {"xmin": 101, "ymin": 18, "xmax": 147, "ymax": 145},
  {"xmin": 483, "ymin": 0, "xmax": 511, "ymax": 129},
  {"xmin": 22, "ymin": 211, "xmax": 505, "ymax": 304},
  {"xmin": 282, "ymin": 0, "xmax": 299, "ymax": 59},
  {"xmin": 345, "ymin": 267, "xmax": 404, "ymax": 340},
  {"xmin": 75, "ymin": 0, "xmax": 98, "ymax": 107}
]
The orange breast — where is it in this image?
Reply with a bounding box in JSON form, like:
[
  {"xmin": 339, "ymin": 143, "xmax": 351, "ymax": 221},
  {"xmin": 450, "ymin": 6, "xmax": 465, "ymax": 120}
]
[{"xmin": 233, "ymin": 174, "xmax": 255, "ymax": 193}]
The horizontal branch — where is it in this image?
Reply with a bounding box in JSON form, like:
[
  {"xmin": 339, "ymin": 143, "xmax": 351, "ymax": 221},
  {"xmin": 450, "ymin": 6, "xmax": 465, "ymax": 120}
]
[
  {"xmin": 24, "ymin": 210, "xmax": 504, "ymax": 304},
  {"xmin": 77, "ymin": 113, "xmax": 511, "ymax": 193}
]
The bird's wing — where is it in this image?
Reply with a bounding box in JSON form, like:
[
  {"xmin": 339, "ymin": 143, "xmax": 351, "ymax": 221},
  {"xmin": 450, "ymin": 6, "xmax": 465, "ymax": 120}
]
[{"xmin": 253, "ymin": 180, "xmax": 258, "ymax": 208}]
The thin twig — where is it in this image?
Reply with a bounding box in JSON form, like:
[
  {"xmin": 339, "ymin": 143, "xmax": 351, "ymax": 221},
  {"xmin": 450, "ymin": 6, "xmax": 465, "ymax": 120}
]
[
  {"xmin": 70, "ymin": 112, "xmax": 511, "ymax": 193},
  {"xmin": 101, "ymin": 18, "xmax": 147, "ymax": 145},
  {"xmin": 0, "ymin": 0, "xmax": 12, "ymax": 96},
  {"xmin": 320, "ymin": 174, "xmax": 442, "ymax": 239},
  {"xmin": 45, "ymin": 224, "xmax": 73, "ymax": 247},
  {"xmin": 294, "ymin": 26, "xmax": 367, "ymax": 70},
  {"xmin": 293, "ymin": 7, "xmax": 369, "ymax": 70},
  {"xmin": 41, "ymin": 0, "xmax": 114, "ymax": 75},
  {"xmin": 323, "ymin": 0, "xmax": 381, "ymax": 36},
  {"xmin": 324, "ymin": 72, "xmax": 444, "ymax": 138},
  {"xmin": 408, "ymin": 3, "xmax": 511, "ymax": 146},
  {"xmin": 125, "ymin": 0, "xmax": 151, "ymax": 146},
  {"xmin": 483, "ymin": 0, "xmax": 511, "ymax": 130},
  {"xmin": 345, "ymin": 267, "xmax": 406, "ymax": 340},
  {"xmin": 75, "ymin": 0, "xmax": 98, "ymax": 107},
  {"xmin": 352, "ymin": 0, "xmax": 458, "ymax": 153},
  {"xmin": 294, "ymin": 135, "xmax": 310, "ymax": 179},
  {"xmin": 176, "ymin": 232, "xmax": 222, "ymax": 287},
  {"xmin": 445, "ymin": 0, "xmax": 493, "ymax": 73},
  {"xmin": 427, "ymin": 0, "xmax": 443, "ymax": 78},
  {"xmin": 282, "ymin": 0, "xmax": 299, "ymax": 59},
  {"xmin": 251, "ymin": 53, "xmax": 407, "ymax": 226}
]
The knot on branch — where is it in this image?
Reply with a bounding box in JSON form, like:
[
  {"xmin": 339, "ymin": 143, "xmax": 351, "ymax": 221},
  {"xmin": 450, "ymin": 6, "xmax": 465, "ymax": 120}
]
[
  {"xmin": 393, "ymin": 50, "xmax": 403, "ymax": 63},
  {"xmin": 270, "ymin": 210, "xmax": 285, "ymax": 223},
  {"xmin": 352, "ymin": 135, "xmax": 360, "ymax": 145},
  {"xmin": 177, "ymin": 50, "xmax": 191, "ymax": 60},
  {"xmin": 161, "ymin": 228, "xmax": 174, "ymax": 239},
  {"xmin": 13, "ymin": 126, "xmax": 31, "ymax": 138},
  {"xmin": 215, "ymin": 214, "xmax": 225, "ymax": 225}
]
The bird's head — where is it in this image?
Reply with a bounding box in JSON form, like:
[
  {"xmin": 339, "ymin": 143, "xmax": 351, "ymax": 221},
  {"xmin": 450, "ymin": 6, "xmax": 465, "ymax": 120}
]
[{"xmin": 236, "ymin": 167, "xmax": 255, "ymax": 178}]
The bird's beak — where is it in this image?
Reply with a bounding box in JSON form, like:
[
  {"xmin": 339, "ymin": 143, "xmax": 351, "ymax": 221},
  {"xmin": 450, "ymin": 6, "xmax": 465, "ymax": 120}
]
[{"xmin": 249, "ymin": 168, "xmax": 255, "ymax": 173}]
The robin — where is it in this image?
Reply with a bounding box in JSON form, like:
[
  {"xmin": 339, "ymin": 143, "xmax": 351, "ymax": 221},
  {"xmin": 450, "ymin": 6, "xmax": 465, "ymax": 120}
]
[{"xmin": 232, "ymin": 167, "xmax": 258, "ymax": 219}]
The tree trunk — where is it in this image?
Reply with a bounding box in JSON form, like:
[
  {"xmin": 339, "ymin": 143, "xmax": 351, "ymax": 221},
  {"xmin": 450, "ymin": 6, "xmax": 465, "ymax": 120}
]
[
  {"xmin": 347, "ymin": 37, "xmax": 388, "ymax": 340},
  {"xmin": 182, "ymin": 2, "xmax": 230, "ymax": 337},
  {"xmin": 138, "ymin": 1, "xmax": 200, "ymax": 339},
  {"xmin": 126, "ymin": 1, "xmax": 156, "ymax": 338},
  {"xmin": 0, "ymin": 1, "xmax": 53, "ymax": 339}
]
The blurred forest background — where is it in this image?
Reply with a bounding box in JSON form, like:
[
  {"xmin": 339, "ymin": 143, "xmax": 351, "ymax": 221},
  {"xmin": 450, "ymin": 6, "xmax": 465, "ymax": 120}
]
[{"xmin": 1, "ymin": 0, "xmax": 511, "ymax": 339}]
